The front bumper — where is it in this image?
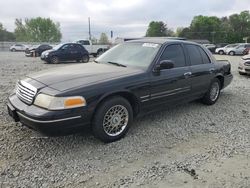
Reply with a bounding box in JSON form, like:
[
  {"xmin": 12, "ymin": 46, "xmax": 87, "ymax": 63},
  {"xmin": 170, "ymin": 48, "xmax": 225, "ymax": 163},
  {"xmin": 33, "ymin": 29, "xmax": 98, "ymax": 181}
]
[
  {"xmin": 238, "ymin": 66, "xmax": 250, "ymax": 74},
  {"xmin": 7, "ymin": 94, "xmax": 91, "ymax": 135}
]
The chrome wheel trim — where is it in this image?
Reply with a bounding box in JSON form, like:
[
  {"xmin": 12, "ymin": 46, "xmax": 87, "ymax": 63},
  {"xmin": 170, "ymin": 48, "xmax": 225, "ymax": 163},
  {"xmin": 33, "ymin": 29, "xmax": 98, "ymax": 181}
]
[
  {"xmin": 103, "ymin": 105, "xmax": 129, "ymax": 137},
  {"xmin": 82, "ymin": 55, "xmax": 89, "ymax": 63},
  {"xmin": 210, "ymin": 82, "xmax": 220, "ymax": 101},
  {"xmin": 52, "ymin": 57, "xmax": 58, "ymax": 64}
]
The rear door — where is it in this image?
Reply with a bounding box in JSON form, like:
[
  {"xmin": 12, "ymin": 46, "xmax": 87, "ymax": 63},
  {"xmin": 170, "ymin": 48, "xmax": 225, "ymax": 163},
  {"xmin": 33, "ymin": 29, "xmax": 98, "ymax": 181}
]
[
  {"xmin": 184, "ymin": 44, "xmax": 215, "ymax": 96},
  {"xmin": 149, "ymin": 43, "xmax": 192, "ymax": 106}
]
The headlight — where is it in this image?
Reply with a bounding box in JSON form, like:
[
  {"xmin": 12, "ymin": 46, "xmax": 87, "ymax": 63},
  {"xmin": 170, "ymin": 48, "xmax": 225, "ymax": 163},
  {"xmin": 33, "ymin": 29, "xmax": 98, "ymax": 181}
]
[{"xmin": 34, "ymin": 94, "xmax": 86, "ymax": 110}]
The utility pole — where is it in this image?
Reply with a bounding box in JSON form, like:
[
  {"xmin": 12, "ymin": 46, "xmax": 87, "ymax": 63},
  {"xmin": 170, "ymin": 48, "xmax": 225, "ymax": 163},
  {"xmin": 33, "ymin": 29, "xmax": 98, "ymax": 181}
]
[{"xmin": 88, "ymin": 17, "xmax": 91, "ymax": 40}]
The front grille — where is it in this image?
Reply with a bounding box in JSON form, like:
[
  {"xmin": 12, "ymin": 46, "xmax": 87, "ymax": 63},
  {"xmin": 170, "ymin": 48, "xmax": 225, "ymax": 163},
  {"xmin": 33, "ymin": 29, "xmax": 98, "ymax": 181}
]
[{"xmin": 16, "ymin": 81, "xmax": 37, "ymax": 104}]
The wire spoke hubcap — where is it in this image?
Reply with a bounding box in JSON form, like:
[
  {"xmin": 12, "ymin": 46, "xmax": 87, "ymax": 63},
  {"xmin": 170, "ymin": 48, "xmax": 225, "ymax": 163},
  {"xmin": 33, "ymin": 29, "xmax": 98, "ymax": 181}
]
[
  {"xmin": 103, "ymin": 105, "xmax": 129, "ymax": 137},
  {"xmin": 210, "ymin": 82, "xmax": 220, "ymax": 101}
]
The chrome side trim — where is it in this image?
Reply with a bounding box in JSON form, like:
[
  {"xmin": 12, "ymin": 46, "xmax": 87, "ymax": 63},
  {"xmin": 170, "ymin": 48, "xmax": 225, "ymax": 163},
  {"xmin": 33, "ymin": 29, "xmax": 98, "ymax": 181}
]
[
  {"xmin": 140, "ymin": 95, "xmax": 150, "ymax": 99},
  {"xmin": 151, "ymin": 86, "xmax": 190, "ymax": 97},
  {"xmin": 151, "ymin": 88, "xmax": 190, "ymax": 100},
  {"xmin": 17, "ymin": 112, "xmax": 81, "ymax": 124}
]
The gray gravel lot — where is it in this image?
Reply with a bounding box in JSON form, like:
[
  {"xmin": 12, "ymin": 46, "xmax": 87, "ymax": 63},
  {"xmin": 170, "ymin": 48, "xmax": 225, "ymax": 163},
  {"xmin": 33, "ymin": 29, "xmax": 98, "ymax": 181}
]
[{"xmin": 0, "ymin": 52, "xmax": 250, "ymax": 188}]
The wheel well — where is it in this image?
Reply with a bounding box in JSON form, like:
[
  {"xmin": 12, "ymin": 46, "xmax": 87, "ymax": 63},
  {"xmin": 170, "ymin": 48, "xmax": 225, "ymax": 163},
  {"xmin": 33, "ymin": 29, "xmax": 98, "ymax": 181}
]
[
  {"xmin": 93, "ymin": 92, "xmax": 140, "ymax": 119},
  {"xmin": 216, "ymin": 75, "xmax": 224, "ymax": 88}
]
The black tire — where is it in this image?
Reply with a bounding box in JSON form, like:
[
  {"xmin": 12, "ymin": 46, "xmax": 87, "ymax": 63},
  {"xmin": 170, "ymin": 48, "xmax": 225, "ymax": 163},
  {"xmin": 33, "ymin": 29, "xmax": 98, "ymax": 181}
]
[
  {"xmin": 229, "ymin": 51, "xmax": 235, "ymax": 56},
  {"xmin": 92, "ymin": 96, "xmax": 133, "ymax": 143},
  {"xmin": 239, "ymin": 72, "xmax": 245, "ymax": 75},
  {"xmin": 218, "ymin": 50, "xmax": 224, "ymax": 55},
  {"xmin": 51, "ymin": 56, "xmax": 59, "ymax": 64},
  {"xmin": 97, "ymin": 49, "xmax": 104, "ymax": 56},
  {"xmin": 81, "ymin": 54, "xmax": 89, "ymax": 63},
  {"xmin": 201, "ymin": 78, "xmax": 221, "ymax": 105},
  {"xmin": 11, "ymin": 48, "xmax": 16, "ymax": 52}
]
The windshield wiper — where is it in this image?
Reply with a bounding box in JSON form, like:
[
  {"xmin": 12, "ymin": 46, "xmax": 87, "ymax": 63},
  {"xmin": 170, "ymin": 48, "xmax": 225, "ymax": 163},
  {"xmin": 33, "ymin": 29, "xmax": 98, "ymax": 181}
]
[{"xmin": 107, "ymin": 61, "xmax": 127, "ymax": 67}]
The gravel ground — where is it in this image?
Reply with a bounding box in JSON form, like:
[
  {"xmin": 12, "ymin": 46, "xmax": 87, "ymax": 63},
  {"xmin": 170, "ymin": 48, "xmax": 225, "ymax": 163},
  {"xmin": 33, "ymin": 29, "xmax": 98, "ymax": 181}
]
[{"xmin": 0, "ymin": 52, "xmax": 250, "ymax": 188}]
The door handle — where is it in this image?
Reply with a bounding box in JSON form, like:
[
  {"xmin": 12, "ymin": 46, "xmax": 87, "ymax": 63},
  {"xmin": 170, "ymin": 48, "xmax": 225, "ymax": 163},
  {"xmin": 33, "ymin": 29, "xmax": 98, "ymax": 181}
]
[
  {"xmin": 184, "ymin": 72, "xmax": 192, "ymax": 78},
  {"xmin": 209, "ymin": 68, "xmax": 215, "ymax": 73}
]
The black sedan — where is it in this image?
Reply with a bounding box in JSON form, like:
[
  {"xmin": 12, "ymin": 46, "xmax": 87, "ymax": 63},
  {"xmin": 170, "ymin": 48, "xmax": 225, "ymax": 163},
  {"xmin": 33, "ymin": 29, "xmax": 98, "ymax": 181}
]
[
  {"xmin": 25, "ymin": 44, "xmax": 52, "ymax": 57},
  {"xmin": 41, "ymin": 43, "xmax": 89, "ymax": 63},
  {"xmin": 7, "ymin": 38, "xmax": 233, "ymax": 142}
]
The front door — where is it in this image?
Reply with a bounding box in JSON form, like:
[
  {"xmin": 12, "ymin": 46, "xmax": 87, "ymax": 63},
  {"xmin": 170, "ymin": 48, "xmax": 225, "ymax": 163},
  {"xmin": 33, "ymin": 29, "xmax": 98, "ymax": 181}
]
[{"xmin": 149, "ymin": 44, "xmax": 192, "ymax": 107}]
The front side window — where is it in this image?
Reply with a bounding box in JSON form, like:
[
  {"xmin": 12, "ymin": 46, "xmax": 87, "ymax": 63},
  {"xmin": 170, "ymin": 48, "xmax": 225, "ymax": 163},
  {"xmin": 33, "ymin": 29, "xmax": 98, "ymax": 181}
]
[
  {"xmin": 186, "ymin": 44, "xmax": 203, "ymax": 66},
  {"xmin": 96, "ymin": 42, "xmax": 161, "ymax": 68},
  {"xmin": 159, "ymin": 44, "xmax": 186, "ymax": 68}
]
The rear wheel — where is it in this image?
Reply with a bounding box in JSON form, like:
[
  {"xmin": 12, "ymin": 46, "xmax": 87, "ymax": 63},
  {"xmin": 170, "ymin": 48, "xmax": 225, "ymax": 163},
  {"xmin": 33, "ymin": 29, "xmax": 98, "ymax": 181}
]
[
  {"xmin": 229, "ymin": 51, "xmax": 235, "ymax": 56},
  {"xmin": 11, "ymin": 48, "xmax": 16, "ymax": 52},
  {"xmin": 201, "ymin": 78, "xmax": 221, "ymax": 105},
  {"xmin": 97, "ymin": 49, "xmax": 104, "ymax": 56},
  {"xmin": 92, "ymin": 96, "xmax": 133, "ymax": 143},
  {"xmin": 51, "ymin": 56, "xmax": 59, "ymax": 64},
  {"xmin": 81, "ymin": 54, "xmax": 89, "ymax": 63}
]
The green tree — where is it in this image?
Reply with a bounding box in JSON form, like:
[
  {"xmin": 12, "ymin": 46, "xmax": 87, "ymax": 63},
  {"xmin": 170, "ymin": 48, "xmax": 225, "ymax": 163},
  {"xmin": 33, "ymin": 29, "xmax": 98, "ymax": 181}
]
[
  {"xmin": 14, "ymin": 17, "xmax": 62, "ymax": 42},
  {"xmin": 99, "ymin": 33, "xmax": 109, "ymax": 44},
  {"xmin": 0, "ymin": 23, "xmax": 15, "ymax": 41},
  {"xmin": 146, "ymin": 21, "xmax": 174, "ymax": 37}
]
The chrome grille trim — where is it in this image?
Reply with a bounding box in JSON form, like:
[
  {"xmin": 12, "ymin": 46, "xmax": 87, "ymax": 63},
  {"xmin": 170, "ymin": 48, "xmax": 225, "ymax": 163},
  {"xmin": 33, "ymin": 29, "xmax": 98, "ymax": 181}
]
[{"xmin": 16, "ymin": 80, "xmax": 37, "ymax": 104}]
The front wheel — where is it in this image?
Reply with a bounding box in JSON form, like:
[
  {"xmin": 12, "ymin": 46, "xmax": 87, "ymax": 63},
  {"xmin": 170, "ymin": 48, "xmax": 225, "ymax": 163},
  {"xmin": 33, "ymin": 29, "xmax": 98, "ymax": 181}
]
[
  {"xmin": 201, "ymin": 78, "xmax": 221, "ymax": 105},
  {"xmin": 219, "ymin": 50, "xmax": 224, "ymax": 55},
  {"xmin": 92, "ymin": 96, "xmax": 133, "ymax": 143},
  {"xmin": 51, "ymin": 56, "xmax": 59, "ymax": 64}
]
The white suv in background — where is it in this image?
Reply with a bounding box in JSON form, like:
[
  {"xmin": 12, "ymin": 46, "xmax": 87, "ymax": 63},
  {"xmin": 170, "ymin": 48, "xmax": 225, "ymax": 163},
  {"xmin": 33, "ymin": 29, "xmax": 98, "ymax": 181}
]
[{"xmin": 9, "ymin": 44, "xmax": 28, "ymax": 52}]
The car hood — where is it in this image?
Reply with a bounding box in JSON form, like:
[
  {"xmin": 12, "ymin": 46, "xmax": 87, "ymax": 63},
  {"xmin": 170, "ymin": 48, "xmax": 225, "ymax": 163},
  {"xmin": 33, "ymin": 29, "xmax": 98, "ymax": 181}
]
[{"xmin": 27, "ymin": 63, "xmax": 144, "ymax": 91}]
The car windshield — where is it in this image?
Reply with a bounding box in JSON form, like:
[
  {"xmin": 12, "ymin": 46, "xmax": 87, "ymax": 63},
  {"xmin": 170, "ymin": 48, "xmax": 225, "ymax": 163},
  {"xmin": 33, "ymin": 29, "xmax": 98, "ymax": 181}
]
[
  {"xmin": 96, "ymin": 42, "xmax": 161, "ymax": 68},
  {"xmin": 226, "ymin": 44, "xmax": 238, "ymax": 48},
  {"xmin": 53, "ymin": 43, "xmax": 64, "ymax": 50}
]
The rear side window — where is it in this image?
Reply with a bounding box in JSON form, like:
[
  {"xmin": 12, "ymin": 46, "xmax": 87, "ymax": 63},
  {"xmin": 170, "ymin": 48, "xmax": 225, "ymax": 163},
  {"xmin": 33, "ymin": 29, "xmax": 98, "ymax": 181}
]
[
  {"xmin": 159, "ymin": 44, "xmax": 186, "ymax": 68},
  {"xmin": 198, "ymin": 47, "xmax": 210, "ymax": 64},
  {"xmin": 186, "ymin": 44, "xmax": 203, "ymax": 66}
]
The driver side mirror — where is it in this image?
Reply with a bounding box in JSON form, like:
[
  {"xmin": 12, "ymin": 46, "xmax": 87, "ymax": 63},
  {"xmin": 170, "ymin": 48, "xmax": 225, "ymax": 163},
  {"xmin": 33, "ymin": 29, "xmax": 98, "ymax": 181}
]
[{"xmin": 155, "ymin": 60, "xmax": 174, "ymax": 72}]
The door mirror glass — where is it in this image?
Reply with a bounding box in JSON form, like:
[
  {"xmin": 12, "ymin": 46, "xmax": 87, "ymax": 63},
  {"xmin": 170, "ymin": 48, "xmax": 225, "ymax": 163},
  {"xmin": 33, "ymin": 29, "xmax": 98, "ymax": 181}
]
[{"xmin": 156, "ymin": 60, "xmax": 174, "ymax": 71}]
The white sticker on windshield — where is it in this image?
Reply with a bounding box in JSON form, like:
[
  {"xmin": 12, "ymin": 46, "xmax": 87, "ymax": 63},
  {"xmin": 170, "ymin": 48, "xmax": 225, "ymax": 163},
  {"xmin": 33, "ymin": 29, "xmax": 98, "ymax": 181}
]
[{"xmin": 142, "ymin": 43, "xmax": 159, "ymax": 48}]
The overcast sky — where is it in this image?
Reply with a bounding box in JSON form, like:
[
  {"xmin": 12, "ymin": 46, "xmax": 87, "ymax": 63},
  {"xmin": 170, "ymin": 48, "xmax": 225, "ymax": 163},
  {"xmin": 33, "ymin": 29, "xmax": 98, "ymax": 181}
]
[{"xmin": 0, "ymin": 0, "xmax": 250, "ymax": 41}]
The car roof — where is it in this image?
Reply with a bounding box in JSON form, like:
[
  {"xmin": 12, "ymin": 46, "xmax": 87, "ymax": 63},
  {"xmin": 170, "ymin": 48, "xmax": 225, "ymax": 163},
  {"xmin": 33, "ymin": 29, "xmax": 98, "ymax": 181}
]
[{"xmin": 127, "ymin": 37, "xmax": 198, "ymax": 45}]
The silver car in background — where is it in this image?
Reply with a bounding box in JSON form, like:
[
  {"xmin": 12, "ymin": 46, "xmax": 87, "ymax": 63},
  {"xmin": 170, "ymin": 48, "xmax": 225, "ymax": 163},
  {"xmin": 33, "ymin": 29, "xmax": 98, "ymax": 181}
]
[
  {"xmin": 9, "ymin": 44, "xmax": 28, "ymax": 52},
  {"xmin": 215, "ymin": 44, "xmax": 239, "ymax": 55},
  {"xmin": 238, "ymin": 54, "xmax": 250, "ymax": 75},
  {"xmin": 226, "ymin": 43, "xmax": 250, "ymax": 56}
]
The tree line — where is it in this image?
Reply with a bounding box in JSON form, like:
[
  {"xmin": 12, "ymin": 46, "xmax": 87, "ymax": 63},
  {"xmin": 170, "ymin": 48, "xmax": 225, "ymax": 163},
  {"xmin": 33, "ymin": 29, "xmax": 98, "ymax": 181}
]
[
  {"xmin": 1, "ymin": 10, "xmax": 250, "ymax": 43},
  {"xmin": 146, "ymin": 10, "xmax": 250, "ymax": 43}
]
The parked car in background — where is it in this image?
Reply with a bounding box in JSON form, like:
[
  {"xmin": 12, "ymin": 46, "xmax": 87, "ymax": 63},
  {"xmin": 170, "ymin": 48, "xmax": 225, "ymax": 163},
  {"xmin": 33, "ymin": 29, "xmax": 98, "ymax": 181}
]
[
  {"xmin": 7, "ymin": 38, "xmax": 232, "ymax": 142},
  {"xmin": 75, "ymin": 39, "xmax": 109, "ymax": 57},
  {"xmin": 225, "ymin": 43, "xmax": 250, "ymax": 56},
  {"xmin": 215, "ymin": 43, "xmax": 239, "ymax": 55},
  {"xmin": 10, "ymin": 44, "xmax": 28, "ymax": 52},
  {"xmin": 41, "ymin": 43, "xmax": 89, "ymax": 64},
  {"xmin": 215, "ymin": 43, "xmax": 228, "ymax": 48},
  {"xmin": 238, "ymin": 54, "xmax": 250, "ymax": 75},
  {"xmin": 25, "ymin": 44, "xmax": 52, "ymax": 57},
  {"xmin": 203, "ymin": 44, "xmax": 216, "ymax": 53}
]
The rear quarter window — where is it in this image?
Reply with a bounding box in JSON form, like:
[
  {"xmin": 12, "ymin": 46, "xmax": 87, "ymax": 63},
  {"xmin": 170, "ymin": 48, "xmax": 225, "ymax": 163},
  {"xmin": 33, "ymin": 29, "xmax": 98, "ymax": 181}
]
[{"xmin": 198, "ymin": 47, "xmax": 211, "ymax": 64}]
